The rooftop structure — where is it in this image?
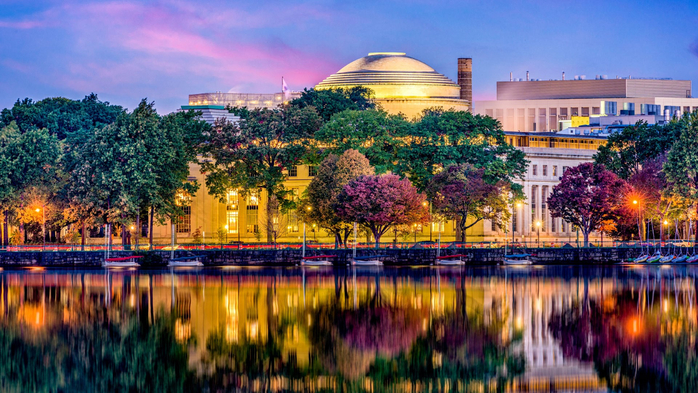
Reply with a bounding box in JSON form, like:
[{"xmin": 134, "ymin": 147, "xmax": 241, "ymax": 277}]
[
  {"xmin": 316, "ymin": 52, "xmax": 470, "ymax": 118},
  {"xmin": 187, "ymin": 92, "xmax": 301, "ymax": 110},
  {"xmin": 497, "ymin": 78, "xmax": 692, "ymax": 100}
]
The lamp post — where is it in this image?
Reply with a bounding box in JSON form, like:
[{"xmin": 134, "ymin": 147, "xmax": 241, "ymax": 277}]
[
  {"xmin": 224, "ymin": 224, "xmax": 228, "ymax": 245},
  {"xmin": 423, "ymin": 201, "xmax": 432, "ymax": 242},
  {"xmin": 303, "ymin": 206, "xmax": 311, "ymax": 259},
  {"xmin": 413, "ymin": 223, "xmax": 418, "ymax": 243},
  {"xmin": 36, "ymin": 207, "xmax": 45, "ymax": 251},
  {"xmin": 633, "ymin": 200, "xmax": 641, "ymax": 243},
  {"xmin": 512, "ymin": 202, "xmax": 522, "ymax": 249},
  {"xmin": 536, "ymin": 220, "xmax": 542, "ymax": 247}
]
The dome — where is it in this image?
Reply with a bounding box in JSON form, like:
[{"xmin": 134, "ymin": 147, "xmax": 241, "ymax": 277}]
[{"xmin": 316, "ymin": 52, "xmax": 460, "ymax": 99}]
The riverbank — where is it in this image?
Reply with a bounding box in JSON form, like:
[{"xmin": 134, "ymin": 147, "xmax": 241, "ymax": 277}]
[{"xmin": 0, "ymin": 246, "xmax": 673, "ymax": 267}]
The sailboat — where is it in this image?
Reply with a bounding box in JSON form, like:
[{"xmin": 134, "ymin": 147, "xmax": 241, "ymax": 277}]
[{"xmin": 350, "ymin": 222, "xmax": 383, "ymax": 266}]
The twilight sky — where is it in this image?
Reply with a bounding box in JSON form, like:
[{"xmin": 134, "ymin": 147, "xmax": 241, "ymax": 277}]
[{"xmin": 1, "ymin": 0, "xmax": 697, "ymax": 114}]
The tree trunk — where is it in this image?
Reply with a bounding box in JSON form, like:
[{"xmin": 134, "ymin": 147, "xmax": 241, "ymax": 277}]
[
  {"xmin": 81, "ymin": 221, "xmax": 86, "ymax": 251},
  {"xmin": 266, "ymin": 195, "xmax": 275, "ymax": 244},
  {"xmin": 135, "ymin": 214, "xmax": 140, "ymax": 249},
  {"xmin": 3, "ymin": 211, "xmax": 8, "ymax": 247},
  {"xmin": 583, "ymin": 231, "xmax": 590, "ymax": 248},
  {"xmin": 149, "ymin": 205, "xmax": 154, "ymax": 250}
]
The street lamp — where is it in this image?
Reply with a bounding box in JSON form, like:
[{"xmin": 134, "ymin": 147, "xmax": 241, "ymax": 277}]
[
  {"xmin": 224, "ymin": 224, "xmax": 228, "ymax": 244},
  {"xmin": 535, "ymin": 220, "xmax": 542, "ymax": 247},
  {"xmin": 663, "ymin": 219, "xmax": 669, "ymax": 244},
  {"xmin": 633, "ymin": 199, "xmax": 641, "ymax": 243},
  {"xmin": 413, "ymin": 223, "xmax": 418, "ymax": 243},
  {"xmin": 423, "ymin": 201, "xmax": 432, "ymax": 242},
  {"xmin": 303, "ymin": 206, "xmax": 311, "ymax": 258},
  {"xmin": 36, "ymin": 207, "xmax": 45, "ymax": 251},
  {"xmin": 512, "ymin": 202, "xmax": 522, "ymax": 249}
]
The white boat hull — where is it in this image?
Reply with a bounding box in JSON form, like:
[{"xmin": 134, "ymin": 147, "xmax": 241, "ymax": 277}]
[
  {"xmin": 302, "ymin": 260, "xmax": 333, "ymax": 266},
  {"xmin": 103, "ymin": 261, "xmax": 140, "ymax": 268},
  {"xmin": 436, "ymin": 259, "xmax": 465, "ymax": 266},
  {"xmin": 352, "ymin": 259, "xmax": 383, "ymax": 266},
  {"xmin": 168, "ymin": 260, "xmax": 204, "ymax": 267},
  {"xmin": 503, "ymin": 259, "xmax": 532, "ymax": 265}
]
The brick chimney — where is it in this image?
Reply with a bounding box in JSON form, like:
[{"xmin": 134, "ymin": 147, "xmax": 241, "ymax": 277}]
[{"xmin": 458, "ymin": 58, "xmax": 472, "ymax": 112}]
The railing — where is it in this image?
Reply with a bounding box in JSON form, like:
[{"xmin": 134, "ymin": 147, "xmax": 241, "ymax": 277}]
[{"xmin": 2, "ymin": 239, "xmax": 697, "ymax": 252}]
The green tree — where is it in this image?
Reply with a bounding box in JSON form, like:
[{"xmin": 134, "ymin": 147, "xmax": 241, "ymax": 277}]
[
  {"xmin": 201, "ymin": 106, "xmax": 322, "ymax": 242},
  {"xmin": 594, "ymin": 120, "xmax": 681, "ymax": 180},
  {"xmin": 664, "ymin": 112, "xmax": 698, "ymax": 240},
  {"xmin": 314, "ymin": 109, "xmax": 410, "ymax": 173},
  {"xmin": 396, "ymin": 108, "xmax": 527, "ymax": 192},
  {"xmin": 289, "ymin": 87, "xmax": 375, "ymax": 122},
  {"xmin": 299, "ymin": 149, "xmax": 375, "ymax": 247}
]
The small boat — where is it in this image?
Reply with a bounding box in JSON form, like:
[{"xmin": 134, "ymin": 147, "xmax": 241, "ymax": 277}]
[
  {"xmin": 103, "ymin": 256, "xmax": 142, "ymax": 268},
  {"xmin": 352, "ymin": 255, "xmax": 385, "ymax": 266},
  {"xmin": 687, "ymin": 254, "xmax": 698, "ymax": 263},
  {"xmin": 503, "ymin": 254, "xmax": 533, "ymax": 265},
  {"xmin": 301, "ymin": 255, "xmax": 336, "ymax": 266},
  {"xmin": 633, "ymin": 254, "xmax": 649, "ymax": 263},
  {"xmin": 660, "ymin": 255, "xmax": 676, "ymax": 264},
  {"xmin": 673, "ymin": 255, "xmax": 688, "ymax": 263},
  {"xmin": 435, "ymin": 254, "xmax": 466, "ymax": 266},
  {"xmin": 168, "ymin": 255, "xmax": 205, "ymax": 267},
  {"xmin": 647, "ymin": 253, "xmax": 663, "ymax": 263}
]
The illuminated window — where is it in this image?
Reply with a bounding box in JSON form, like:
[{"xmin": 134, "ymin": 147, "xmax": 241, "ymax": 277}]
[
  {"xmin": 227, "ymin": 211, "xmax": 238, "ymax": 234},
  {"xmin": 553, "ymin": 166, "xmax": 558, "ymax": 177},
  {"xmin": 287, "ymin": 211, "xmax": 299, "ymax": 233},
  {"xmin": 289, "ymin": 166, "xmax": 298, "ymax": 177},
  {"xmin": 246, "ymin": 191, "xmax": 259, "ymax": 233},
  {"xmin": 176, "ymin": 206, "xmax": 191, "ymax": 233},
  {"xmin": 226, "ymin": 189, "xmax": 239, "ymax": 210}
]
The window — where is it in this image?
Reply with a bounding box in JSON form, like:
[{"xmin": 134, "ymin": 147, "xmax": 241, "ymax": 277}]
[
  {"xmin": 289, "ymin": 166, "xmax": 298, "ymax": 177},
  {"xmin": 551, "ymin": 217, "xmax": 556, "ymax": 233},
  {"xmin": 532, "ymin": 165, "xmax": 538, "ymax": 176},
  {"xmin": 563, "ymin": 166, "xmax": 569, "ymax": 173},
  {"xmin": 542, "ymin": 165, "xmax": 547, "ymax": 176},
  {"xmin": 308, "ymin": 166, "xmax": 317, "ymax": 177},
  {"xmin": 246, "ymin": 190, "xmax": 259, "ymax": 233},
  {"xmin": 227, "ymin": 211, "xmax": 238, "ymax": 234},
  {"xmin": 512, "ymin": 209, "xmax": 518, "ymax": 233},
  {"xmin": 553, "ymin": 166, "xmax": 558, "ymax": 177},
  {"xmin": 227, "ymin": 189, "xmax": 239, "ymax": 210},
  {"xmin": 176, "ymin": 206, "xmax": 191, "ymax": 233},
  {"xmin": 287, "ymin": 211, "xmax": 299, "ymax": 233}
]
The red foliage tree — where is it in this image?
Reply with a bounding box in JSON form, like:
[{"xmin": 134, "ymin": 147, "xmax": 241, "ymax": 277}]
[
  {"xmin": 548, "ymin": 163, "xmax": 630, "ymax": 247},
  {"xmin": 336, "ymin": 174, "xmax": 428, "ymax": 247}
]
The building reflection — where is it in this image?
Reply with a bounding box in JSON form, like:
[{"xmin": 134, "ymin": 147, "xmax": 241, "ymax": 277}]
[{"xmin": 1, "ymin": 266, "xmax": 698, "ymax": 391}]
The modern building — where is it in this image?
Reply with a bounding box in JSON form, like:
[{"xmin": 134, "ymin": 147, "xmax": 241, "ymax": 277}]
[
  {"xmin": 316, "ymin": 52, "xmax": 471, "ymax": 119},
  {"xmin": 181, "ymin": 92, "xmax": 303, "ymax": 125},
  {"xmin": 476, "ymin": 76, "xmax": 698, "ymax": 132}
]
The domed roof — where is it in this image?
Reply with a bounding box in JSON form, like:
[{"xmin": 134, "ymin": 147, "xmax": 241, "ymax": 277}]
[
  {"xmin": 316, "ymin": 53, "xmax": 460, "ymax": 99},
  {"xmin": 337, "ymin": 52, "xmax": 435, "ymax": 73}
]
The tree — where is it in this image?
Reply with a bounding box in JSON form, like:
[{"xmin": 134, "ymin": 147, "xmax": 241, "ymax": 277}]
[
  {"xmin": 664, "ymin": 112, "xmax": 698, "ymax": 240},
  {"xmin": 200, "ymin": 106, "xmax": 322, "ymax": 242},
  {"xmin": 548, "ymin": 163, "xmax": 630, "ymax": 247},
  {"xmin": 1, "ymin": 93, "xmax": 124, "ymax": 140},
  {"xmin": 594, "ymin": 120, "xmax": 681, "ymax": 180},
  {"xmin": 299, "ymin": 149, "xmax": 375, "ymax": 247},
  {"xmin": 425, "ymin": 164, "xmax": 511, "ymax": 243},
  {"xmin": 395, "ymin": 108, "xmax": 527, "ymax": 192},
  {"xmin": 336, "ymin": 174, "xmax": 427, "ymax": 247},
  {"xmin": 289, "ymin": 87, "xmax": 375, "ymax": 122},
  {"xmin": 314, "ymin": 109, "xmax": 410, "ymax": 173}
]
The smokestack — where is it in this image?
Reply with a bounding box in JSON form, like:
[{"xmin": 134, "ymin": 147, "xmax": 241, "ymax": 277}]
[
  {"xmin": 457, "ymin": 58, "xmax": 472, "ymax": 112},
  {"xmin": 562, "ymin": 71, "xmax": 565, "ymax": 80},
  {"xmin": 509, "ymin": 72, "xmax": 513, "ymax": 82},
  {"xmin": 526, "ymin": 71, "xmax": 529, "ymax": 81}
]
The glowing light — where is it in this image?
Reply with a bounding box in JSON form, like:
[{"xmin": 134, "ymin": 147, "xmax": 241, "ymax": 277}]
[
  {"xmin": 515, "ymin": 316, "xmax": 523, "ymax": 329},
  {"xmin": 633, "ymin": 200, "xmax": 638, "ymax": 205},
  {"xmin": 664, "ymin": 299, "xmax": 669, "ymax": 313},
  {"xmin": 35, "ymin": 208, "xmax": 40, "ymax": 212}
]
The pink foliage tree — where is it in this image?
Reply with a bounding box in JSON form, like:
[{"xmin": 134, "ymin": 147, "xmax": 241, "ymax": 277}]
[
  {"xmin": 337, "ymin": 174, "xmax": 428, "ymax": 247},
  {"xmin": 548, "ymin": 163, "xmax": 630, "ymax": 247}
]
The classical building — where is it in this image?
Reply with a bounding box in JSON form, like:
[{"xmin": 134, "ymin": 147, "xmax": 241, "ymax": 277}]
[{"xmin": 316, "ymin": 52, "xmax": 470, "ymax": 119}]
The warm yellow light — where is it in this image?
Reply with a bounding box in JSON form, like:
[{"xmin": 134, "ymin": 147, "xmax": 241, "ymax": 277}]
[
  {"xmin": 633, "ymin": 200, "xmax": 638, "ymax": 205},
  {"xmin": 130, "ymin": 226, "xmax": 135, "ymax": 230},
  {"xmin": 663, "ymin": 220, "xmax": 668, "ymax": 225},
  {"xmin": 306, "ymin": 206, "xmax": 312, "ymax": 211},
  {"xmin": 224, "ymin": 225, "xmax": 228, "ymax": 229},
  {"xmin": 35, "ymin": 208, "xmax": 40, "ymax": 212},
  {"xmin": 516, "ymin": 202, "xmax": 522, "ymax": 208},
  {"xmin": 536, "ymin": 221, "xmax": 542, "ymax": 227},
  {"xmin": 422, "ymin": 201, "xmax": 428, "ymax": 207}
]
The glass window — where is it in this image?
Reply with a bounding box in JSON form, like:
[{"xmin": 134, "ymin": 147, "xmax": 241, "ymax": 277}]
[
  {"xmin": 289, "ymin": 166, "xmax": 298, "ymax": 177},
  {"xmin": 542, "ymin": 165, "xmax": 547, "ymax": 176},
  {"xmin": 553, "ymin": 166, "xmax": 558, "ymax": 176},
  {"xmin": 308, "ymin": 166, "xmax": 317, "ymax": 177},
  {"xmin": 176, "ymin": 206, "xmax": 191, "ymax": 233},
  {"xmin": 532, "ymin": 165, "xmax": 538, "ymax": 176},
  {"xmin": 227, "ymin": 211, "xmax": 238, "ymax": 234}
]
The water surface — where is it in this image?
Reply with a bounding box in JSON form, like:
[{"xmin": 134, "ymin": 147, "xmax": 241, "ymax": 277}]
[{"xmin": 2, "ymin": 265, "xmax": 697, "ymax": 392}]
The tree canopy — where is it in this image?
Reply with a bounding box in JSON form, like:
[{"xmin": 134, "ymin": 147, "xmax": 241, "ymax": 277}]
[{"xmin": 289, "ymin": 87, "xmax": 375, "ymax": 122}]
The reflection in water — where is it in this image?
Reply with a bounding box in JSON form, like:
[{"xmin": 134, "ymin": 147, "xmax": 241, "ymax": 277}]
[{"xmin": 1, "ymin": 266, "xmax": 698, "ymax": 392}]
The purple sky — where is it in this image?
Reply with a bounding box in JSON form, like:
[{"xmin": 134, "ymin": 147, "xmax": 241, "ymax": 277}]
[{"xmin": 1, "ymin": 0, "xmax": 697, "ymax": 114}]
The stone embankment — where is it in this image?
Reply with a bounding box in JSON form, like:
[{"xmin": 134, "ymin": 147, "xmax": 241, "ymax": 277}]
[{"xmin": 0, "ymin": 247, "xmax": 657, "ymax": 267}]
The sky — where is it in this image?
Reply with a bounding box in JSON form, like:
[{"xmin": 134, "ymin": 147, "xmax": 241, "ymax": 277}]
[{"xmin": 1, "ymin": 0, "xmax": 697, "ymax": 114}]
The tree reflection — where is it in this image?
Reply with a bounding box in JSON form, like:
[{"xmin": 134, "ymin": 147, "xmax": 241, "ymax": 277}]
[
  {"xmin": 548, "ymin": 275, "xmax": 698, "ymax": 393},
  {"xmin": 0, "ymin": 304, "xmax": 198, "ymax": 393}
]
